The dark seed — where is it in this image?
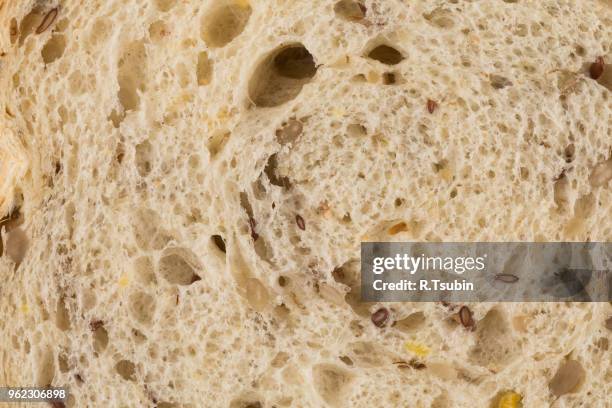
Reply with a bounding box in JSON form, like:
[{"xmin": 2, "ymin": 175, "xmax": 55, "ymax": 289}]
[
  {"xmin": 36, "ymin": 8, "xmax": 59, "ymax": 34},
  {"xmin": 427, "ymin": 99, "xmax": 438, "ymax": 114},
  {"xmin": 371, "ymin": 307, "xmax": 390, "ymax": 327},
  {"xmin": 458, "ymin": 306, "xmax": 475, "ymax": 329},
  {"xmin": 296, "ymin": 214, "xmax": 306, "ymax": 231},
  {"xmin": 495, "ymin": 273, "xmax": 519, "ymax": 283},
  {"xmin": 248, "ymin": 217, "xmax": 258, "ymax": 240},
  {"xmin": 409, "ymin": 359, "xmax": 427, "ymax": 370},
  {"xmin": 89, "ymin": 320, "xmax": 104, "ymax": 331},
  {"xmin": 589, "ymin": 56, "xmax": 605, "ymax": 80}
]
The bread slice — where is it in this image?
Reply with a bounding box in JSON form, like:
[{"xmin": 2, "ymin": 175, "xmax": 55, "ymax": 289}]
[{"xmin": 0, "ymin": 0, "xmax": 611, "ymax": 407}]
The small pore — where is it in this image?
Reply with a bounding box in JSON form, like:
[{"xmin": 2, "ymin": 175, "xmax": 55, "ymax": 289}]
[
  {"xmin": 5, "ymin": 227, "xmax": 29, "ymax": 267},
  {"xmin": 115, "ymin": 360, "xmax": 136, "ymax": 381},
  {"xmin": 589, "ymin": 158, "xmax": 612, "ymax": 187},
  {"xmin": 55, "ymin": 297, "xmax": 71, "ymax": 331},
  {"xmin": 135, "ymin": 140, "xmax": 153, "ymax": 177},
  {"xmin": 129, "ymin": 291, "xmax": 156, "ymax": 326},
  {"xmin": 312, "ymin": 364, "xmax": 354, "ymax": 406},
  {"xmin": 92, "ymin": 324, "xmax": 108, "ymax": 353},
  {"xmin": 201, "ymin": 1, "xmax": 252, "ymax": 48},
  {"xmin": 41, "ymin": 34, "xmax": 66, "ymax": 64},
  {"xmin": 211, "ymin": 235, "xmax": 227, "ymax": 253},
  {"xmin": 159, "ymin": 248, "xmax": 202, "ymax": 285},
  {"xmin": 490, "ymin": 74, "xmax": 513, "ymax": 89},
  {"xmin": 196, "ymin": 51, "xmax": 213, "ymax": 86},
  {"xmin": 275, "ymin": 119, "xmax": 303, "ymax": 145},
  {"xmin": 249, "ymin": 44, "xmax": 317, "ymax": 107},
  {"xmin": 367, "ymin": 44, "xmax": 404, "ymax": 65},
  {"xmin": 549, "ymin": 359, "xmax": 586, "ymax": 397},
  {"xmin": 333, "ymin": 0, "xmax": 366, "ymax": 21}
]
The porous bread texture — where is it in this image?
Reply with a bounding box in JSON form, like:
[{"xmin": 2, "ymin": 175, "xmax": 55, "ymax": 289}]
[{"xmin": 0, "ymin": 0, "xmax": 611, "ymax": 407}]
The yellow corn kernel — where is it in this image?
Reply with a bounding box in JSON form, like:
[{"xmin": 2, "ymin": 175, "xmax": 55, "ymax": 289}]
[
  {"xmin": 405, "ymin": 341, "xmax": 430, "ymax": 357},
  {"xmin": 498, "ymin": 391, "xmax": 522, "ymax": 408},
  {"xmin": 20, "ymin": 303, "xmax": 29, "ymax": 314},
  {"xmin": 118, "ymin": 275, "xmax": 130, "ymax": 288}
]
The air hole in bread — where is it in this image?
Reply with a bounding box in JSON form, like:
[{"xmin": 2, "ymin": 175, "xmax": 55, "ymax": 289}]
[
  {"xmin": 129, "ymin": 291, "xmax": 156, "ymax": 326},
  {"xmin": 332, "ymin": 261, "xmax": 371, "ymax": 316},
  {"xmin": 249, "ymin": 44, "xmax": 317, "ymax": 107},
  {"xmin": 382, "ymin": 72, "xmax": 397, "ymax": 85},
  {"xmin": 423, "ymin": 7, "xmax": 455, "ymax": 29},
  {"xmin": 211, "ymin": 235, "xmax": 227, "ymax": 253},
  {"xmin": 154, "ymin": 0, "xmax": 177, "ymax": 12},
  {"xmin": 312, "ymin": 364, "xmax": 354, "ymax": 406},
  {"xmin": 553, "ymin": 174, "xmax": 570, "ymax": 210},
  {"xmin": 490, "ymin": 74, "xmax": 513, "ymax": 89},
  {"xmin": 135, "ymin": 140, "xmax": 153, "ymax": 177},
  {"xmin": 469, "ymin": 308, "xmax": 517, "ymax": 370},
  {"xmin": 36, "ymin": 348, "xmax": 55, "ymax": 386},
  {"xmin": 271, "ymin": 351, "xmax": 290, "ymax": 368},
  {"xmin": 196, "ymin": 51, "xmax": 213, "ymax": 86},
  {"xmin": 201, "ymin": 1, "xmax": 252, "ymax": 48},
  {"xmin": 349, "ymin": 341, "xmax": 388, "ymax": 367},
  {"xmin": 55, "ymin": 296, "xmax": 71, "ymax": 331},
  {"xmin": 366, "ymin": 45, "xmax": 404, "ymax": 65},
  {"xmin": 18, "ymin": 8, "xmax": 43, "ymax": 47},
  {"xmin": 549, "ymin": 359, "xmax": 586, "ymax": 397},
  {"xmin": 333, "ymin": 0, "xmax": 366, "ymax": 21},
  {"xmin": 58, "ymin": 353, "xmax": 69, "ymax": 373},
  {"xmin": 5, "ymin": 227, "xmax": 29, "ymax": 267},
  {"xmin": 115, "ymin": 360, "xmax": 136, "ymax": 381},
  {"xmin": 346, "ymin": 123, "xmax": 367, "ymax": 137},
  {"xmin": 93, "ymin": 325, "xmax": 109, "ymax": 353},
  {"xmin": 264, "ymin": 154, "xmax": 291, "ymax": 188},
  {"xmin": 117, "ymin": 40, "xmax": 147, "ymax": 113},
  {"xmin": 207, "ymin": 129, "xmax": 230, "ymax": 157},
  {"xmin": 245, "ymin": 278, "xmax": 270, "ymax": 311},
  {"xmin": 275, "ymin": 119, "xmax": 303, "ymax": 145},
  {"xmin": 589, "ymin": 158, "xmax": 612, "ymax": 187},
  {"xmin": 159, "ymin": 248, "xmax": 202, "ymax": 285},
  {"xmin": 41, "ymin": 34, "xmax": 66, "ymax": 64},
  {"xmin": 431, "ymin": 392, "xmax": 451, "ymax": 408},
  {"xmin": 564, "ymin": 192, "xmax": 595, "ymax": 237},
  {"xmin": 132, "ymin": 208, "xmax": 172, "ymax": 250},
  {"xmin": 0, "ymin": 208, "xmax": 21, "ymax": 257},
  {"xmin": 134, "ymin": 256, "xmax": 156, "ymax": 285},
  {"xmin": 229, "ymin": 394, "xmax": 263, "ymax": 408},
  {"xmin": 9, "ymin": 18, "xmax": 18, "ymax": 44},
  {"xmin": 394, "ymin": 311, "xmax": 426, "ymax": 333},
  {"xmin": 149, "ymin": 20, "xmax": 169, "ymax": 43}
]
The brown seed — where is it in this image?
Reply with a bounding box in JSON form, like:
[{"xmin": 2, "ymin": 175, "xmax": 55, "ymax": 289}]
[
  {"xmin": 371, "ymin": 307, "xmax": 389, "ymax": 327},
  {"xmin": 36, "ymin": 8, "xmax": 59, "ymax": 34},
  {"xmin": 296, "ymin": 214, "xmax": 306, "ymax": 230},
  {"xmin": 458, "ymin": 306, "xmax": 475, "ymax": 330},
  {"xmin": 589, "ymin": 56, "xmax": 605, "ymax": 80},
  {"xmin": 89, "ymin": 320, "xmax": 104, "ymax": 331},
  {"xmin": 427, "ymin": 99, "xmax": 438, "ymax": 114},
  {"xmin": 495, "ymin": 273, "xmax": 519, "ymax": 283}
]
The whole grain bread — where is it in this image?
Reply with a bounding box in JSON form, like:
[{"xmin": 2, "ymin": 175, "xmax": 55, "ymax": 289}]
[{"xmin": 0, "ymin": 0, "xmax": 611, "ymax": 407}]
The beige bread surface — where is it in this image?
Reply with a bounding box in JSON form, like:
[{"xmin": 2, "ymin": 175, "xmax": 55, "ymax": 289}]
[{"xmin": 0, "ymin": 0, "xmax": 611, "ymax": 407}]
